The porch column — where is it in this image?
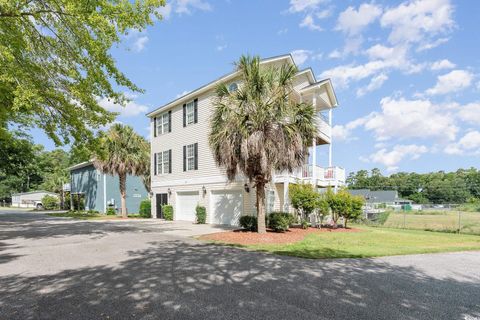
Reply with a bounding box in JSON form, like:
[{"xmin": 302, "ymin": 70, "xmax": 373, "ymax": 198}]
[
  {"xmin": 312, "ymin": 94, "xmax": 317, "ymax": 186},
  {"xmin": 283, "ymin": 180, "xmax": 289, "ymax": 212},
  {"xmin": 328, "ymin": 108, "xmax": 332, "ymax": 167}
]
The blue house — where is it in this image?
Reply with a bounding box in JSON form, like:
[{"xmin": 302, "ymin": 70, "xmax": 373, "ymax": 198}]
[{"xmin": 69, "ymin": 161, "xmax": 149, "ymax": 214}]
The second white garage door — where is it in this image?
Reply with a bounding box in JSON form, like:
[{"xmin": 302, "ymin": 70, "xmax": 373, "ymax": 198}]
[
  {"xmin": 176, "ymin": 191, "xmax": 199, "ymax": 221},
  {"xmin": 210, "ymin": 190, "xmax": 243, "ymax": 225}
]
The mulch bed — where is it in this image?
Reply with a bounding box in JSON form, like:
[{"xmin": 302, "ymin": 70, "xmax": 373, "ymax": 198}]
[{"xmin": 199, "ymin": 226, "xmax": 362, "ymax": 245}]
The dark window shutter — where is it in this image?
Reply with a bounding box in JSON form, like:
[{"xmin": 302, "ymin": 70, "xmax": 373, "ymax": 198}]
[
  {"xmin": 154, "ymin": 153, "xmax": 157, "ymax": 175},
  {"xmin": 168, "ymin": 149, "xmax": 172, "ymax": 174},
  {"xmin": 183, "ymin": 145, "xmax": 186, "ymax": 171},
  {"xmin": 153, "ymin": 117, "xmax": 157, "ymax": 137},
  {"xmin": 168, "ymin": 111, "xmax": 172, "ymax": 132},
  {"xmin": 194, "ymin": 143, "xmax": 198, "ymax": 170},
  {"xmin": 183, "ymin": 104, "xmax": 186, "ymax": 127},
  {"xmin": 194, "ymin": 99, "xmax": 198, "ymax": 124}
]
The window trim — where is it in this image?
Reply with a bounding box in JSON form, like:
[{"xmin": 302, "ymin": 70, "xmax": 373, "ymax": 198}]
[
  {"xmin": 185, "ymin": 101, "xmax": 195, "ymax": 125},
  {"xmin": 156, "ymin": 150, "xmax": 171, "ymax": 175},
  {"xmin": 156, "ymin": 112, "xmax": 170, "ymax": 136}
]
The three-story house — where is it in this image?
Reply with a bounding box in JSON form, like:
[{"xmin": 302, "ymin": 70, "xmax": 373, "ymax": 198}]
[{"xmin": 147, "ymin": 54, "xmax": 344, "ymax": 225}]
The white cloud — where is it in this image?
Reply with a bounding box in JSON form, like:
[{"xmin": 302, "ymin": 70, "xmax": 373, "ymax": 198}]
[
  {"xmin": 363, "ymin": 96, "xmax": 458, "ymax": 142},
  {"xmin": 175, "ymin": 90, "xmax": 191, "ymax": 98},
  {"xmin": 331, "ymin": 117, "xmax": 368, "ymax": 141},
  {"xmin": 288, "ymin": 0, "xmax": 330, "ymax": 31},
  {"xmin": 356, "ymin": 73, "xmax": 389, "ymax": 97},
  {"xmin": 156, "ymin": 3, "xmax": 172, "ymax": 19},
  {"xmin": 445, "ymin": 131, "xmax": 480, "ymax": 155},
  {"xmin": 176, "ymin": 0, "xmax": 212, "ymax": 14},
  {"xmin": 458, "ymin": 131, "xmax": 480, "ymax": 150},
  {"xmin": 99, "ymin": 96, "xmax": 149, "ymax": 117},
  {"xmin": 426, "ymin": 70, "xmax": 473, "ymax": 95},
  {"xmin": 417, "ymin": 37, "xmax": 450, "ymax": 51},
  {"xmin": 336, "ymin": 3, "xmax": 382, "ymax": 36},
  {"xmin": 380, "ymin": 0, "xmax": 454, "ymax": 47},
  {"xmin": 288, "ymin": 0, "xmax": 326, "ymax": 13},
  {"xmin": 364, "ymin": 144, "xmax": 428, "ymax": 171},
  {"xmin": 430, "ymin": 59, "xmax": 456, "ymax": 70},
  {"xmin": 300, "ymin": 14, "xmax": 323, "ymax": 31},
  {"xmin": 458, "ymin": 103, "xmax": 480, "ymax": 124},
  {"xmin": 133, "ymin": 36, "xmax": 149, "ymax": 52},
  {"xmin": 216, "ymin": 44, "xmax": 227, "ymax": 51},
  {"xmin": 321, "ymin": 44, "xmax": 423, "ymax": 88},
  {"xmin": 291, "ymin": 49, "xmax": 312, "ymax": 65}
]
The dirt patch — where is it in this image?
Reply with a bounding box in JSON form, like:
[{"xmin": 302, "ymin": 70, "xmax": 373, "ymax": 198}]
[{"xmin": 199, "ymin": 227, "xmax": 362, "ymax": 245}]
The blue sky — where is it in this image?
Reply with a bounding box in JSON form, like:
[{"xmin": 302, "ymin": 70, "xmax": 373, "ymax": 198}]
[{"xmin": 35, "ymin": 0, "xmax": 480, "ymax": 175}]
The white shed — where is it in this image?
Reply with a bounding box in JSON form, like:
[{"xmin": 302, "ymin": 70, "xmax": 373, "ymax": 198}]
[{"xmin": 11, "ymin": 191, "xmax": 59, "ymax": 208}]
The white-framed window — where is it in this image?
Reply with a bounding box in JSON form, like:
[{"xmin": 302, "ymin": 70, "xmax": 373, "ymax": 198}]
[
  {"xmin": 186, "ymin": 144, "xmax": 195, "ymax": 171},
  {"xmin": 156, "ymin": 112, "xmax": 170, "ymax": 135},
  {"xmin": 228, "ymin": 82, "xmax": 238, "ymax": 92},
  {"xmin": 156, "ymin": 150, "xmax": 170, "ymax": 175},
  {"xmin": 186, "ymin": 101, "xmax": 195, "ymax": 125}
]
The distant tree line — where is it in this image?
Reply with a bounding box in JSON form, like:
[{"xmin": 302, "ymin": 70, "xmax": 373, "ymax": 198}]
[
  {"xmin": 0, "ymin": 131, "xmax": 91, "ymax": 201},
  {"xmin": 346, "ymin": 168, "xmax": 480, "ymax": 204}
]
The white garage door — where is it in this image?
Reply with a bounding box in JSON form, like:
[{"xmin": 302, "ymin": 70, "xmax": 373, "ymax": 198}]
[
  {"xmin": 176, "ymin": 192, "xmax": 199, "ymax": 221},
  {"xmin": 210, "ymin": 190, "xmax": 243, "ymax": 225}
]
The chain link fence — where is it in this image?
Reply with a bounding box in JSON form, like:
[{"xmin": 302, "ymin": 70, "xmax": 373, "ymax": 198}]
[{"xmin": 370, "ymin": 205, "xmax": 480, "ymax": 235}]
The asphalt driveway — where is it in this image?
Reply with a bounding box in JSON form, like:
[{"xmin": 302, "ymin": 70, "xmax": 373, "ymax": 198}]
[{"xmin": 0, "ymin": 210, "xmax": 479, "ymax": 320}]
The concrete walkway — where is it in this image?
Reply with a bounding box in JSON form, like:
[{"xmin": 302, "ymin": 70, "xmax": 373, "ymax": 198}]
[{"xmin": 0, "ymin": 211, "xmax": 479, "ymax": 319}]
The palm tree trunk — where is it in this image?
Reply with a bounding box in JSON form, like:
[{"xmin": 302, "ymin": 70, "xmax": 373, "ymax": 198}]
[
  {"xmin": 119, "ymin": 173, "xmax": 127, "ymax": 219},
  {"xmin": 256, "ymin": 183, "xmax": 267, "ymax": 233}
]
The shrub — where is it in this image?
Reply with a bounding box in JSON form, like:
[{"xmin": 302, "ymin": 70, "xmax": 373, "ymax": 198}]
[
  {"xmin": 162, "ymin": 205, "xmax": 173, "ymax": 221},
  {"xmin": 106, "ymin": 207, "xmax": 116, "ymax": 215},
  {"xmin": 289, "ymin": 184, "xmax": 320, "ymax": 221},
  {"xmin": 196, "ymin": 205, "xmax": 206, "ymax": 224},
  {"xmin": 239, "ymin": 215, "xmax": 258, "ymax": 231},
  {"xmin": 342, "ymin": 195, "xmax": 364, "ymax": 228},
  {"xmin": 41, "ymin": 195, "xmax": 59, "ymax": 210},
  {"xmin": 268, "ymin": 212, "xmax": 295, "ymax": 232},
  {"xmin": 139, "ymin": 199, "xmax": 151, "ymax": 218},
  {"xmin": 300, "ymin": 219, "xmax": 309, "ymax": 229}
]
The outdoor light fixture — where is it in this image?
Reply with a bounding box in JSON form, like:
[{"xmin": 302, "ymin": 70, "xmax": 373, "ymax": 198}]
[
  {"xmin": 244, "ymin": 183, "xmax": 250, "ymax": 193},
  {"xmin": 202, "ymin": 185, "xmax": 207, "ymax": 196},
  {"xmin": 167, "ymin": 188, "xmax": 172, "ymax": 196}
]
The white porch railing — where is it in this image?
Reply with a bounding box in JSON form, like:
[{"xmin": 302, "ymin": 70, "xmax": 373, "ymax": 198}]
[{"xmin": 275, "ymin": 165, "xmax": 345, "ymax": 185}]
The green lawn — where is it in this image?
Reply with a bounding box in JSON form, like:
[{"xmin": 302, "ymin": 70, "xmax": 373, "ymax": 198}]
[
  {"xmin": 384, "ymin": 211, "xmax": 480, "ymax": 234},
  {"xmin": 246, "ymin": 226, "xmax": 480, "ymax": 259},
  {"xmin": 47, "ymin": 212, "xmax": 146, "ymax": 220}
]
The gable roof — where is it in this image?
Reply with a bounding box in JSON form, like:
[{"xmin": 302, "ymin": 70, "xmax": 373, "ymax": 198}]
[
  {"xmin": 146, "ymin": 54, "xmax": 322, "ymax": 118},
  {"xmin": 12, "ymin": 190, "xmax": 58, "ymax": 196},
  {"xmin": 348, "ymin": 189, "xmax": 400, "ymax": 203},
  {"xmin": 68, "ymin": 161, "xmax": 94, "ymax": 171}
]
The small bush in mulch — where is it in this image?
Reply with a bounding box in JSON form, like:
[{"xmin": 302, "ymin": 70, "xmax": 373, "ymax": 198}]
[
  {"xmin": 239, "ymin": 215, "xmax": 257, "ymax": 231},
  {"xmin": 199, "ymin": 226, "xmax": 362, "ymax": 246}
]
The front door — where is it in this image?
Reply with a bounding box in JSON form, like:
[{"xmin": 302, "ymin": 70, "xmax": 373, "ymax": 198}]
[{"xmin": 156, "ymin": 193, "xmax": 168, "ymax": 219}]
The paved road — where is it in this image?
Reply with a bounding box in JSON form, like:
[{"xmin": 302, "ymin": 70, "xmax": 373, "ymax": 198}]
[{"xmin": 0, "ymin": 211, "xmax": 479, "ymax": 320}]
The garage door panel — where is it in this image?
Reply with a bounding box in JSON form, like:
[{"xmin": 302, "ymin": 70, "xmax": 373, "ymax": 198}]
[
  {"xmin": 210, "ymin": 190, "xmax": 243, "ymax": 225},
  {"xmin": 176, "ymin": 192, "xmax": 199, "ymax": 221}
]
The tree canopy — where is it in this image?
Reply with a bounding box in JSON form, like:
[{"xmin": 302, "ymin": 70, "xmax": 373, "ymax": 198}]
[
  {"xmin": 347, "ymin": 168, "xmax": 480, "ymax": 204},
  {"xmin": 0, "ymin": 0, "xmax": 164, "ymax": 145}
]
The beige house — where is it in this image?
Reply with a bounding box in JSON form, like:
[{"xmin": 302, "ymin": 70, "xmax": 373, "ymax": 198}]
[{"xmin": 147, "ymin": 54, "xmax": 345, "ymax": 225}]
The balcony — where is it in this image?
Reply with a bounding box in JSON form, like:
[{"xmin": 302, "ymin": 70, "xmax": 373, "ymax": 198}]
[
  {"xmin": 274, "ymin": 165, "xmax": 345, "ymax": 187},
  {"xmin": 316, "ymin": 113, "xmax": 331, "ymax": 145}
]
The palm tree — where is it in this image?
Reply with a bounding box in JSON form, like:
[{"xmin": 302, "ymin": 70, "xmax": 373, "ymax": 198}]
[
  {"xmin": 94, "ymin": 124, "xmax": 149, "ymax": 218},
  {"xmin": 209, "ymin": 55, "xmax": 318, "ymax": 233}
]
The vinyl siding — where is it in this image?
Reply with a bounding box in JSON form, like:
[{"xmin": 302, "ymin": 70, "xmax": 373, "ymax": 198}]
[
  {"xmin": 150, "ymin": 65, "xmax": 317, "ymax": 223},
  {"xmin": 151, "ymin": 91, "xmax": 225, "ymax": 186}
]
